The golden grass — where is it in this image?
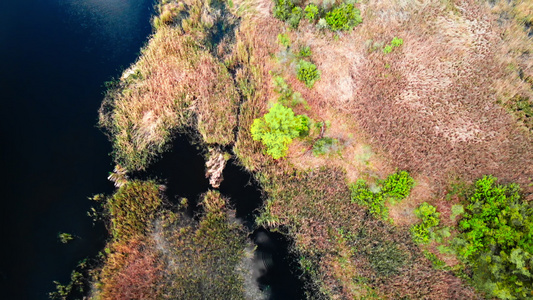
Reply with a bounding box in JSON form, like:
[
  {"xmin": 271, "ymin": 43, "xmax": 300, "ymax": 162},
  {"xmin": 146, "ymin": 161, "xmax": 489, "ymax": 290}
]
[{"xmin": 100, "ymin": 0, "xmax": 239, "ymax": 171}]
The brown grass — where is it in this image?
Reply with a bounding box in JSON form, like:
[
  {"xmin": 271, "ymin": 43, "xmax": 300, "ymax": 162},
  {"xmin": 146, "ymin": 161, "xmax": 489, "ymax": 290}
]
[
  {"xmin": 224, "ymin": 0, "xmax": 533, "ymax": 297},
  {"xmin": 93, "ymin": 238, "xmax": 163, "ymax": 300},
  {"xmin": 99, "ymin": 0, "xmax": 239, "ymax": 171},
  {"xmin": 257, "ymin": 166, "xmax": 478, "ymax": 299},
  {"xmin": 93, "ymin": 190, "xmax": 252, "ymax": 299}
]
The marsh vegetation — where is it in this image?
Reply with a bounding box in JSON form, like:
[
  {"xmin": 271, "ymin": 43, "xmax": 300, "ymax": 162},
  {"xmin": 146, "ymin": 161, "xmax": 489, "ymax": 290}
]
[{"xmin": 55, "ymin": 0, "xmax": 533, "ymax": 298}]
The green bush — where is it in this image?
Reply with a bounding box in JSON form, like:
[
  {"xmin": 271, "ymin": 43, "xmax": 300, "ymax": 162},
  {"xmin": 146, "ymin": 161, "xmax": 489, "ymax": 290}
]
[
  {"xmin": 312, "ymin": 137, "xmax": 339, "ymax": 156},
  {"xmin": 288, "ymin": 7, "xmax": 303, "ymax": 28},
  {"xmin": 304, "ymin": 4, "xmax": 319, "ymax": 21},
  {"xmin": 453, "ymin": 176, "xmax": 533, "ymax": 299},
  {"xmin": 350, "ymin": 179, "xmax": 388, "ymax": 220},
  {"xmin": 381, "ymin": 170, "xmax": 415, "ymax": 200},
  {"xmin": 299, "ymin": 45, "xmax": 312, "ymax": 57},
  {"xmin": 296, "ymin": 60, "xmax": 321, "ymax": 88},
  {"xmin": 273, "ymin": 0, "xmax": 295, "ymax": 21},
  {"xmin": 411, "ymin": 202, "xmax": 440, "ymax": 244},
  {"xmin": 277, "ymin": 33, "xmax": 291, "ymax": 48},
  {"xmin": 350, "ymin": 171, "xmax": 414, "ymax": 220},
  {"xmin": 251, "ymin": 103, "xmax": 309, "ymax": 159},
  {"xmin": 273, "ymin": 1, "xmax": 362, "ymax": 32},
  {"xmin": 324, "ymin": 3, "xmax": 362, "ymax": 31},
  {"xmin": 383, "ymin": 37, "xmax": 403, "ymax": 54},
  {"xmin": 390, "ymin": 36, "xmax": 404, "ymax": 47}
]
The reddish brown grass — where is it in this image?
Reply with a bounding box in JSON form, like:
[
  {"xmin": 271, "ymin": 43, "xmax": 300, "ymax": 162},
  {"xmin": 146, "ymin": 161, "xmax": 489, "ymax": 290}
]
[{"xmin": 94, "ymin": 239, "xmax": 163, "ymax": 300}]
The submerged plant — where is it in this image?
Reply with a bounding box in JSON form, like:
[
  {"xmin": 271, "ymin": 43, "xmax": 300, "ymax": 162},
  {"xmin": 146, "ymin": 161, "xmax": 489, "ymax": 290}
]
[{"xmin": 58, "ymin": 233, "xmax": 74, "ymax": 244}]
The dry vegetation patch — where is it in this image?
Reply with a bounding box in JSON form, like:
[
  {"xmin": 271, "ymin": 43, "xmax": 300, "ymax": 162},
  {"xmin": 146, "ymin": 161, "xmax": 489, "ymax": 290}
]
[
  {"xmin": 100, "ymin": 0, "xmax": 239, "ymax": 171},
  {"xmin": 227, "ymin": 0, "xmax": 533, "ymax": 297}
]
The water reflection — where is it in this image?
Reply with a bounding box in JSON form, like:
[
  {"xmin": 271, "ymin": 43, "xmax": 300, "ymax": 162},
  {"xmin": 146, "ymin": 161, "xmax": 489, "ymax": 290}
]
[{"xmin": 59, "ymin": 0, "xmax": 153, "ymax": 59}]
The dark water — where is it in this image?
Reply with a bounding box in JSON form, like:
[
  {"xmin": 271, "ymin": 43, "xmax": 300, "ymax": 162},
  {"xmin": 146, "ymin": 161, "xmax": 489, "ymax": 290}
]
[{"xmin": 0, "ymin": 0, "xmax": 154, "ymax": 299}]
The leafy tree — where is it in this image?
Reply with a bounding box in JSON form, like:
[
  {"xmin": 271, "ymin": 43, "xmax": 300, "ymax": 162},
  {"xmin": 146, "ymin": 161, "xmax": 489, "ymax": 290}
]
[
  {"xmin": 251, "ymin": 103, "xmax": 309, "ymax": 159},
  {"xmin": 454, "ymin": 176, "xmax": 533, "ymax": 299}
]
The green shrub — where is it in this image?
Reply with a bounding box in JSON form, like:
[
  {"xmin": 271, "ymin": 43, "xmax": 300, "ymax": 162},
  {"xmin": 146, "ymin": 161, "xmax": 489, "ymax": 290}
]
[
  {"xmin": 383, "ymin": 45, "xmax": 393, "ymax": 54},
  {"xmin": 383, "ymin": 37, "xmax": 403, "ymax": 54},
  {"xmin": 324, "ymin": 3, "xmax": 362, "ymax": 31},
  {"xmin": 273, "ymin": 76, "xmax": 310, "ymax": 109},
  {"xmin": 381, "ymin": 170, "xmax": 415, "ymax": 200},
  {"xmin": 390, "ymin": 36, "xmax": 404, "ymax": 47},
  {"xmin": 296, "ymin": 60, "xmax": 321, "ymax": 88},
  {"xmin": 453, "ymin": 176, "xmax": 533, "ymax": 299},
  {"xmin": 251, "ymin": 103, "xmax": 309, "ymax": 159},
  {"xmin": 273, "ymin": 0, "xmax": 295, "ymax": 21},
  {"xmin": 288, "ymin": 6, "xmax": 303, "ymax": 28},
  {"xmin": 350, "ymin": 179, "xmax": 388, "ymax": 220},
  {"xmin": 411, "ymin": 202, "xmax": 440, "ymax": 244},
  {"xmin": 350, "ymin": 171, "xmax": 414, "ymax": 220},
  {"xmin": 312, "ymin": 137, "xmax": 339, "ymax": 156},
  {"xmin": 277, "ymin": 33, "xmax": 291, "ymax": 48},
  {"xmin": 450, "ymin": 204, "xmax": 464, "ymax": 221},
  {"xmin": 273, "ymin": 75, "xmax": 292, "ymax": 100},
  {"xmin": 304, "ymin": 4, "xmax": 320, "ymax": 21},
  {"xmin": 299, "ymin": 45, "xmax": 312, "ymax": 57}
]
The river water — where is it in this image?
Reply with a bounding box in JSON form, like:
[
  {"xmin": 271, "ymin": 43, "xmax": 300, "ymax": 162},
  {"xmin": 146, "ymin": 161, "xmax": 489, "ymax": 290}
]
[{"xmin": 0, "ymin": 0, "xmax": 153, "ymax": 298}]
